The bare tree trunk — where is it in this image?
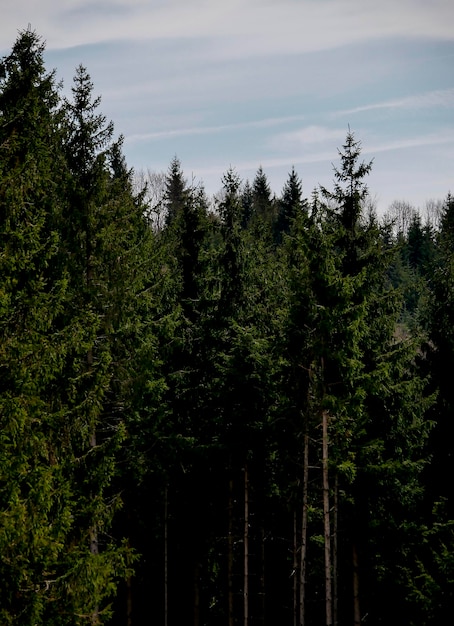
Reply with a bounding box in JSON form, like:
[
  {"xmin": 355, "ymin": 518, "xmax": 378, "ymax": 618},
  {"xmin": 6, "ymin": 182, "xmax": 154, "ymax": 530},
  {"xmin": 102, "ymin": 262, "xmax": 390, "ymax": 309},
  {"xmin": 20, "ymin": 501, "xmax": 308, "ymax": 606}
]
[
  {"xmin": 228, "ymin": 469, "xmax": 234, "ymax": 626},
  {"xmin": 88, "ymin": 340, "xmax": 100, "ymax": 626},
  {"xmin": 293, "ymin": 510, "xmax": 298, "ymax": 626},
  {"xmin": 333, "ymin": 474, "xmax": 338, "ymax": 626},
  {"xmin": 260, "ymin": 523, "xmax": 266, "ymax": 625},
  {"xmin": 86, "ymin": 213, "xmax": 100, "ymax": 626},
  {"xmin": 244, "ymin": 463, "xmax": 249, "ymax": 626},
  {"xmin": 352, "ymin": 543, "xmax": 361, "ymax": 626},
  {"xmin": 90, "ymin": 520, "xmax": 99, "ymax": 625},
  {"xmin": 299, "ymin": 430, "xmax": 309, "ymax": 626},
  {"xmin": 194, "ymin": 560, "xmax": 200, "ymax": 626},
  {"xmin": 164, "ymin": 484, "xmax": 168, "ymax": 626},
  {"xmin": 322, "ymin": 409, "xmax": 333, "ymax": 626},
  {"xmin": 126, "ymin": 574, "xmax": 133, "ymax": 626}
]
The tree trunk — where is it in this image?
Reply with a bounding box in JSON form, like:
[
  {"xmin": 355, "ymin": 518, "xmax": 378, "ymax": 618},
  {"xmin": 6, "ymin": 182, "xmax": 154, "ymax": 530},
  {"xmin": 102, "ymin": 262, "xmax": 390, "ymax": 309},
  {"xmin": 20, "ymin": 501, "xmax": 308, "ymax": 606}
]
[
  {"xmin": 293, "ymin": 510, "xmax": 298, "ymax": 626},
  {"xmin": 164, "ymin": 484, "xmax": 169, "ymax": 626},
  {"xmin": 299, "ymin": 430, "xmax": 309, "ymax": 626},
  {"xmin": 90, "ymin": 519, "xmax": 99, "ymax": 625},
  {"xmin": 244, "ymin": 463, "xmax": 249, "ymax": 626},
  {"xmin": 194, "ymin": 560, "xmax": 200, "ymax": 626},
  {"xmin": 333, "ymin": 474, "xmax": 338, "ymax": 626},
  {"xmin": 228, "ymin": 469, "xmax": 234, "ymax": 626},
  {"xmin": 260, "ymin": 523, "xmax": 266, "ymax": 625},
  {"xmin": 322, "ymin": 409, "xmax": 333, "ymax": 626},
  {"xmin": 88, "ymin": 340, "xmax": 100, "ymax": 626},
  {"xmin": 352, "ymin": 543, "xmax": 361, "ymax": 626},
  {"xmin": 126, "ymin": 574, "xmax": 133, "ymax": 626},
  {"xmin": 86, "ymin": 210, "xmax": 100, "ymax": 625}
]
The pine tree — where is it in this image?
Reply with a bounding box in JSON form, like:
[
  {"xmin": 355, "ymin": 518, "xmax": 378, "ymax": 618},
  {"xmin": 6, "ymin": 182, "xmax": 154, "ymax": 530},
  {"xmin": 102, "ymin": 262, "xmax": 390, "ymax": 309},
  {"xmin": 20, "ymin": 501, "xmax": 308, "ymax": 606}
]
[
  {"xmin": 411, "ymin": 193, "xmax": 454, "ymax": 621},
  {"xmin": 0, "ymin": 29, "xmax": 135, "ymax": 625},
  {"xmin": 319, "ymin": 131, "xmax": 432, "ymax": 625},
  {"xmin": 241, "ymin": 179, "xmax": 254, "ymax": 229},
  {"xmin": 164, "ymin": 156, "xmax": 188, "ymax": 228},
  {"xmin": 250, "ymin": 166, "xmax": 276, "ymax": 228},
  {"xmin": 275, "ymin": 166, "xmax": 306, "ymax": 243},
  {"xmin": 280, "ymin": 131, "xmax": 432, "ymax": 625},
  {"xmin": 0, "ymin": 28, "xmax": 71, "ymax": 624},
  {"xmin": 58, "ymin": 63, "xmax": 148, "ymax": 622}
]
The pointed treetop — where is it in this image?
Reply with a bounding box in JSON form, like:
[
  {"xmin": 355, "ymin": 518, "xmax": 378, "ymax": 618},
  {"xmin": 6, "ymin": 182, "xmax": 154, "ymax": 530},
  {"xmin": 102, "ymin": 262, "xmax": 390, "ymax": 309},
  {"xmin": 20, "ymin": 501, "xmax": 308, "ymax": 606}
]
[
  {"xmin": 63, "ymin": 64, "xmax": 114, "ymax": 177},
  {"xmin": 0, "ymin": 28, "xmax": 58, "ymax": 115},
  {"xmin": 320, "ymin": 129, "xmax": 373, "ymax": 233},
  {"xmin": 164, "ymin": 156, "xmax": 188, "ymax": 227},
  {"xmin": 218, "ymin": 167, "xmax": 242, "ymax": 226},
  {"xmin": 332, "ymin": 129, "xmax": 373, "ymax": 200}
]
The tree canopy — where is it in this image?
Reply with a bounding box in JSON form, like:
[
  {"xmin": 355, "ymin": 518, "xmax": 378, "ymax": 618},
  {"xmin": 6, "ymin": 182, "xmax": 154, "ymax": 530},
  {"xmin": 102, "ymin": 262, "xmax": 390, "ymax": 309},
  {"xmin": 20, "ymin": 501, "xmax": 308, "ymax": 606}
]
[{"xmin": 0, "ymin": 29, "xmax": 452, "ymax": 626}]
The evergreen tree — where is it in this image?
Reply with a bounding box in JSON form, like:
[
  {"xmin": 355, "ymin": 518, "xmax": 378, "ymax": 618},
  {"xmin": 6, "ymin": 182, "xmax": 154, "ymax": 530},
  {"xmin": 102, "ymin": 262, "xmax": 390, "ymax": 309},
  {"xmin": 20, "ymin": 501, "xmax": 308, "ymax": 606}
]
[
  {"xmin": 0, "ymin": 30, "xmax": 135, "ymax": 625},
  {"xmin": 319, "ymin": 132, "xmax": 432, "ymax": 625},
  {"xmin": 240, "ymin": 179, "xmax": 254, "ymax": 229},
  {"xmin": 275, "ymin": 166, "xmax": 306, "ymax": 243},
  {"xmin": 416, "ymin": 193, "xmax": 454, "ymax": 621},
  {"xmin": 59, "ymin": 63, "xmax": 148, "ymax": 622},
  {"xmin": 164, "ymin": 156, "xmax": 188, "ymax": 228},
  {"xmin": 280, "ymin": 131, "xmax": 432, "ymax": 625},
  {"xmin": 250, "ymin": 166, "xmax": 276, "ymax": 228},
  {"xmin": 0, "ymin": 28, "xmax": 72, "ymax": 624}
]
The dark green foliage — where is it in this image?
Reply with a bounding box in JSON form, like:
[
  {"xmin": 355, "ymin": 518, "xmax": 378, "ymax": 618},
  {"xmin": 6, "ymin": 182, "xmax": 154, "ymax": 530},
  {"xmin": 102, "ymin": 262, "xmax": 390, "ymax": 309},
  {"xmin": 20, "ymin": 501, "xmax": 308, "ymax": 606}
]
[
  {"xmin": 249, "ymin": 165, "xmax": 276, "ymax": 228},
  {"xmin": 0, "ymin": 31, "xmax": 145, "ymax": 624},
  {"xmin": 240, "ymin": 178, "xmax": 254, "ymax": 228},
  {"xmin": 420, "ymin": 194, "xmax": 454, "ymax": 617},
  {"xmin": 0, "ymin": 30, "xmax": 451, "ymax": 625},
  {"xmin": 0, "ymin": 29, "xmax": 74, "ymax": 623},
  {"xmin": 278, "ymin": 132, "xmax": 434, "ymax": 624},
  {"xmin": 164, "ymin": 155, "xmax": 188, "ymax": 227},
  {"xmin": 275, "ymin": 166, "xmax": 306, "ymax": 243}
]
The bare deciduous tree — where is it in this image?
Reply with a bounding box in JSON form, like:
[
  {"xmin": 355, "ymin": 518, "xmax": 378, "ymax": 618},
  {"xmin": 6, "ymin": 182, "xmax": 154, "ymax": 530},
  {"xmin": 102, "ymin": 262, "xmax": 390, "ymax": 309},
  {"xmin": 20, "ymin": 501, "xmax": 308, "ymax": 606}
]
[{"xmin": 134, "ymin": 168, "xmax": 167, "ymax": 231}]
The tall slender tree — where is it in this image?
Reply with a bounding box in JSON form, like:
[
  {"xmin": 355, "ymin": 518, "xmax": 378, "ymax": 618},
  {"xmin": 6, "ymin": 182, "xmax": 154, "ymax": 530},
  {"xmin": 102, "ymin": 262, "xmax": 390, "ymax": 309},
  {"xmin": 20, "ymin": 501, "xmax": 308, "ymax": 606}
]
[
  {"xmin": 59, "ymin": 63, "xmax": 148, "ymax": 623},
  {"xmin": 0, "ymin": 29, "xmax": 135, "ymax": 625},
  {"xmin": 0, "ymin": 28, "xmax": 73, "ymax": 624},
  {"xmin": 275, "ymin": 166, "xmax": 306, "ymax": 243}
]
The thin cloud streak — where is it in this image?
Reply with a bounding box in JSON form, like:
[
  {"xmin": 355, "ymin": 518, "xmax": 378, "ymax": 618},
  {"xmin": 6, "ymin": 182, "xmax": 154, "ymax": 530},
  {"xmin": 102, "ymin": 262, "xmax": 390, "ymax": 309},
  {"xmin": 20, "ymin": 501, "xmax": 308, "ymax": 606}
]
[
  {"xmin": 193, "ymin": 129, "xmax": 454, "ymax": 182},
  {"xmin": 268, "ymin": 125, "xmax": 347, "ymax": 152},
  {"xmin": 1, "ymin": 0, "xmax": 452, "ymax": 213},
  {"xmin": 126, "ymin": 114, "xmax": 308, "ymax": 143},
  {"xmin": 365, "ymin": 129, "xmax": 454, "ymax": 156},
  {"xmin": 2, "ymin": 0, "xmax": 453, "ymax": 55},
  {"xmin": 335, "ymin": 88, "xmax": 454, "ymax": 117},
  {"xmin": 255, "ymin": 130, "xmax": 454, "ymax": 172}
]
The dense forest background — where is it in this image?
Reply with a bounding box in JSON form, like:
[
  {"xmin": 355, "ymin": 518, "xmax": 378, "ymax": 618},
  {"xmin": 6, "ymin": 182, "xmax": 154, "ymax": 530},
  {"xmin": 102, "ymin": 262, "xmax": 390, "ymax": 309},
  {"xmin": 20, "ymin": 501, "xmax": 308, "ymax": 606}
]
[{"xmin": 1, "ymin": 30, "xmax": 453, "ymax": 625}]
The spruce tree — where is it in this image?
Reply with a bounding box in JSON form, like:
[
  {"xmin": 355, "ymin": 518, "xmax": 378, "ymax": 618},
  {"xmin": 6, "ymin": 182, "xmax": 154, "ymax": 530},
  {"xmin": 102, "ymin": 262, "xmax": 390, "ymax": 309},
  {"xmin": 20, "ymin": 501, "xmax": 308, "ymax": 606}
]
[
  {"xmin": 164, "ymin": 156, "xmax": 188, "ymax": 228},
  {"xmin": 319, "ymin": 131, "xmax": 432, "ymax": 625},
  {"xmin": 275, "ymin": 166, "xmax": 306, "ymax": 243},
  {"xmin": 240, "ymin": 179, "xmax": 254, "ymax": 229},
  {"xmin": 58, "ymin": 63, "xmax": 149, "ymax": 622},
  {"xmin": 0, "ymin": 29, "xmax": 135, "ymax": 625},
  {"xmin": 280, "ymin": 131, "xmax": 432, "ymax": 624},
  {"xmin": 413, "ymin": 193, "xmax": 454, "ymax": 621},
  {"xmin": 0, "ymin": 28, "xmax": 71, "ymax": 624},
  {"xmin": 250, "ymin": 166, "xmax": 276, "ymax": 228}
]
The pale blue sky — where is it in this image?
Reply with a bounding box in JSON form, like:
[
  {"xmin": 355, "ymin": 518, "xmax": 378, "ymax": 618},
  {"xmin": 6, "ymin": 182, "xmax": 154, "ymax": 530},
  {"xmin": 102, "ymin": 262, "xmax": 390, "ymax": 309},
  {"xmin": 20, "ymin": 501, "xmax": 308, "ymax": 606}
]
[{"xmin": 2, "ymin": 0, "xmax": 453, "ymax": 213}]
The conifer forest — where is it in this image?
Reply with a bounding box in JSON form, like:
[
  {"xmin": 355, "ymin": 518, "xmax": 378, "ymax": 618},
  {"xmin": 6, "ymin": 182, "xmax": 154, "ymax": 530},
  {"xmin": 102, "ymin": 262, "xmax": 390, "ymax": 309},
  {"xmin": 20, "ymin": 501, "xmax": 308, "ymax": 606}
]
[{"xmin": 1, "ymin": 30, "xmax": 454, "ymax": 625}]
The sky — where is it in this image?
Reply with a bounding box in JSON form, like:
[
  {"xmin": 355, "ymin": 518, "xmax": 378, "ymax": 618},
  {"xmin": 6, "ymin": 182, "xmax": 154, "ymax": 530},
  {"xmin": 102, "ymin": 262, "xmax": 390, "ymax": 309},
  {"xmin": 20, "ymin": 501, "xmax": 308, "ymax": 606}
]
[{"xmin": 1, "ymin": 0, "xmax": 454, "ymax": 214}]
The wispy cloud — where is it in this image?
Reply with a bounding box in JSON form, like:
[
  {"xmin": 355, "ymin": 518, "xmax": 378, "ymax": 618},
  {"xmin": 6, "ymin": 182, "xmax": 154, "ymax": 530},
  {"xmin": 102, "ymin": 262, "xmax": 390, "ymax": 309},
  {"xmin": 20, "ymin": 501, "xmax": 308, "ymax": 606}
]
[
  {"xmin": 2, "ymin": 0, "xmax": 453, "ymax": 55},
  {"xmin": 335, "ymin": 88, "xmax": 454, "ymax": 117},
  {"xmin": 192, "ymin": 149, "xmax": 338, "ymax": 183},
  {"xmin": 126, "ymin": 114, "xmax": 308, "ymax": 143},
  {"xmin": 267, "ymin": 125, "xmax": 347, "ymax": 152},
  {"xmin": 3, "ymin": 0, "xmax": 451, "ymax": 212},
  {"xmin": 365, "ymin": 129, "xmax": 454, "ymax": 156},
  {"xmin": 192, "ymin": 128, "xmax": 454, "ymax": 194}
]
